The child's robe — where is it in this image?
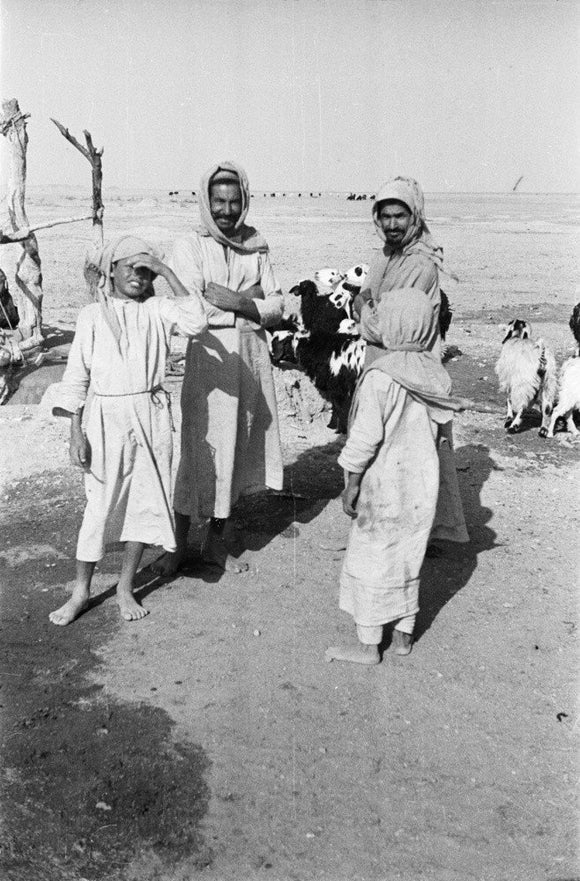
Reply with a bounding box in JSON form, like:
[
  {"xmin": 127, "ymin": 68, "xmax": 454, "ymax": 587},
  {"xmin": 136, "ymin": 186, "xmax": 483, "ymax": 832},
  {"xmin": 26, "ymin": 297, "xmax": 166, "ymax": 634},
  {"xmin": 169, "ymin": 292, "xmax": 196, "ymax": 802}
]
[
  {"xmin": 53, "ymin": 296, "xmax": 207, "ymax": 560},
  {"xmin": 338, "ymin": 370, "xmax": 441, "ymax": 627}
]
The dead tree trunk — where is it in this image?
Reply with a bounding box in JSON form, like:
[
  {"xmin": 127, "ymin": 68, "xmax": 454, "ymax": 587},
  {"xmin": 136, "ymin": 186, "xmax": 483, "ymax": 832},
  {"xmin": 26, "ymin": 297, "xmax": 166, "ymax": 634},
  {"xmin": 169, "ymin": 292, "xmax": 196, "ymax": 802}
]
[
  {"xmin": 51, "ymin": 119, "xmax": 104, "ymax": 298},
  {"xmin": 0, "ymin": 99, "xmax": 43, "ymax": 346}
]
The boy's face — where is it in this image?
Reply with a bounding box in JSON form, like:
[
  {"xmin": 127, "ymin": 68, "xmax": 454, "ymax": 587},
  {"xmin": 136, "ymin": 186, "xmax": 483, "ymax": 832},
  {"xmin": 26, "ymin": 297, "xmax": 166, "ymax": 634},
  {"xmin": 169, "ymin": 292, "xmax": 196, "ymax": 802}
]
[
  {"xmin": 377, "ymin": 200, "xmax": 413, "ymax": 248},
  {"xmin": 111, "ymin": 256, "xmax": 154, "ymax": 299},
  {"xmin": 209, "ymin": 182, "xmax": 243, "ymax": 236}
]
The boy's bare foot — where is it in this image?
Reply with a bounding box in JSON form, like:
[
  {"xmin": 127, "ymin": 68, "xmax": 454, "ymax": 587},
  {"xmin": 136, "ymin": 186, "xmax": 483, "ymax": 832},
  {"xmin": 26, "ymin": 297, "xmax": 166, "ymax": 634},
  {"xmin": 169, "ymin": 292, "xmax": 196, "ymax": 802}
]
[
  {"xmin": 202, "ymin": 535, "xmax": 248, "ymax": 573},
  {"xmin": 150, "ymin": 549, "xmax": 187, "ymax": 577},
  {"xmin": 391, "ymin": 630, "xmax": 413, "ymax": 656},
  {"xmin": 325, "ymin": 644, "xmax": 380, "ymax": 665},
  {"xmin": 117, "ymin": 590, "xmax": 149, "ymax": 621},
  {"xmin": 49, "ymin": 594, "xmax": 89, "ymax": 626}
]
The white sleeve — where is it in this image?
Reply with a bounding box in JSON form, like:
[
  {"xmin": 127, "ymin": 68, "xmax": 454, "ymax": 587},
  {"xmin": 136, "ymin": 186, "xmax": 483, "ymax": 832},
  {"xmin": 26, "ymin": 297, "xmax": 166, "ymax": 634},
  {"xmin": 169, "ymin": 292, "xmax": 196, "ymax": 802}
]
[
  {"xmin": 337, "ymin": 372, "xmax": 395, "ymax": 473},
  {"xmin": 253, "ymin": 252, "xmax": 284, "ymax": 327},
  {"xmin": 51, "ymin": 307, "xmax": 94, "ymax": 415},
  {"xmin": 157, "ymin": 295, "xmax": 208, "ymax": 337},
  {"xmin": 169, "ymin": 236, "xmax": 235, "ymax": 328}
]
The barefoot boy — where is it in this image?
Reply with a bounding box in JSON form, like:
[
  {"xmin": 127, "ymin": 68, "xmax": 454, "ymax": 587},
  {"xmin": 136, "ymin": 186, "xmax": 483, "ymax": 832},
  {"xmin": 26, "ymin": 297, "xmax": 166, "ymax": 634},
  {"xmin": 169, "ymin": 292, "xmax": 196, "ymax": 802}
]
[
  {"xmin": 49, "ymin": 235, "xmax": 207, "ymax": 625},
  {"xmin": 326, "ymin": 288, "xmax": 464, "ymax": 664}
]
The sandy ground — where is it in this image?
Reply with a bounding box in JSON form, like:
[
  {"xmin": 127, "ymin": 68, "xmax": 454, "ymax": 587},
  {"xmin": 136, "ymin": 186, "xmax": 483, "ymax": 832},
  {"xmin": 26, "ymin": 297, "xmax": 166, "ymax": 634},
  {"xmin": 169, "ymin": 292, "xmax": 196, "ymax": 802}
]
[{"xmin": 0, "ymin": 192, "xmax": 578, "ymax": 881}]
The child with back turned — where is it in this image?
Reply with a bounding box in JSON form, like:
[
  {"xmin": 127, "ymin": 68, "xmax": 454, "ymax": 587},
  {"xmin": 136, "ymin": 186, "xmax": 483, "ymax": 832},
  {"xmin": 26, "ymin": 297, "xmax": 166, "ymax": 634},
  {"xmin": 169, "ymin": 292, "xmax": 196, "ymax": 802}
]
[
  {"xmin": 49, "ymin": 235, "xmax": 207, "ymax": 626},
  {"xmin": 326, "ymin": 287, "xmax": 465, "ymax": 664}
]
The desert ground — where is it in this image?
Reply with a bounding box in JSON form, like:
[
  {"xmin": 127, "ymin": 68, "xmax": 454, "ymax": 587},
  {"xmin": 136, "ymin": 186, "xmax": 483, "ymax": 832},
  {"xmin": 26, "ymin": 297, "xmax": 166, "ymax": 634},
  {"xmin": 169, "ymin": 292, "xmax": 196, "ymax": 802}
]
[{"xmin": 0, "ymin": 190, "xmax": 578, "ymax": 881}]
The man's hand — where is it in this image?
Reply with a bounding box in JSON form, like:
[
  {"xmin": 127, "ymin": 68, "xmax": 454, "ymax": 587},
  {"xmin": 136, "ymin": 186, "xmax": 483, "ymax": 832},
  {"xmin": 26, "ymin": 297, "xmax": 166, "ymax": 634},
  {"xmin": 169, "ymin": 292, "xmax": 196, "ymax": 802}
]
[{"xmin": 204, "ymin": 282, "xmax": 241, "ymax": 311}]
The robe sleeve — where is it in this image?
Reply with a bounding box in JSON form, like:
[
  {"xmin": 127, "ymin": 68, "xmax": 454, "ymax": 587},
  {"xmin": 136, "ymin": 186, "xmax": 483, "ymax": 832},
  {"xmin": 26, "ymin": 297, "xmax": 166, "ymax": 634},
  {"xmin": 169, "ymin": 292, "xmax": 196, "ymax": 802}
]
[
  {"xmin": 251, "ymin": 252, "xmax": 284, "ymax": 328},
  {"xmin": 170, "ymin": 236, "xmax": 235, "ymax": 328},
  {"xmin": 338, "ymin": 372, "xmax": 396, "ymax": 473},
  {"xmin": 51, "ymin": 306, "xmax": 95, "ymax": 415},
  {"xmin": 157, "ymin": 294, "xmax": 208, "ymax": 337}
]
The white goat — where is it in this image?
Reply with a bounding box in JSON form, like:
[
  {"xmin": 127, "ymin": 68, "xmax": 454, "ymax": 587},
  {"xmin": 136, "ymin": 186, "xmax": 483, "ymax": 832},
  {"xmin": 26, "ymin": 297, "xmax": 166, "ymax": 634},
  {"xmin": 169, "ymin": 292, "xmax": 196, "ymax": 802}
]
[
  {"xmin": 546, "ymin": 357, "xmax": 580, "ymax": 437},
  {"xmin": 494, "ymin": 319, "xmax": 557, "ymax": 437}
]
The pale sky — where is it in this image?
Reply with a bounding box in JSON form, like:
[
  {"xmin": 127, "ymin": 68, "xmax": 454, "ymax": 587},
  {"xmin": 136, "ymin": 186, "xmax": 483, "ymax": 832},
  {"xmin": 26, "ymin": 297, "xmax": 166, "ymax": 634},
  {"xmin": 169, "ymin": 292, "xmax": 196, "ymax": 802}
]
[{"xmin": 1, "ymin": 0, "xmax": 578, "ymax": 192}]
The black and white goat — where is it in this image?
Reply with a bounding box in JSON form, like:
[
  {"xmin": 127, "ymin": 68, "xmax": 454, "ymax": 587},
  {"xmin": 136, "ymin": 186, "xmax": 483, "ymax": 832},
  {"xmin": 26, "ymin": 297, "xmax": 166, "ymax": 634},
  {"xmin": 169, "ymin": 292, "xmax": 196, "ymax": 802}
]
[
  {"xmin": 545, "ymin": 303, "xmax": 580, "ymax": 437},
  {"xmin": 494, "ymin": 319, "xmax": 557, "ymax": 436},
  {"xmin": 271, "ymin": 325, "xmax": 365, "ymax": 432},
  {"xmin": 270, "ymin": 268, "xmax": 369, "ymax": 431}
]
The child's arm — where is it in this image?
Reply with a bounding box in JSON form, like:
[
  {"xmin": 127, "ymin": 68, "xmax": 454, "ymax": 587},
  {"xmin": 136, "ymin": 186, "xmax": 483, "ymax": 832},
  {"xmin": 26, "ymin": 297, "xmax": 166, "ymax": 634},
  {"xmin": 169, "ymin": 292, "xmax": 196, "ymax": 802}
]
[
  {"xmin": 337, "ymin": 371, "xmax": 395, "ymax": 516},
  {"xmin": 69, "ymin": 410, "xmax": 91, "ymax": 471},
  {"xmin": 52, "ymin": 308, "xmax": 93, "ymax": 418},
  {"xmin": 342, "ymin": 472, "xmax": 363, "ymax": 518},
  {"xmin": 129, "ymin": 254, "xmax": 208, "ymax": 337}
]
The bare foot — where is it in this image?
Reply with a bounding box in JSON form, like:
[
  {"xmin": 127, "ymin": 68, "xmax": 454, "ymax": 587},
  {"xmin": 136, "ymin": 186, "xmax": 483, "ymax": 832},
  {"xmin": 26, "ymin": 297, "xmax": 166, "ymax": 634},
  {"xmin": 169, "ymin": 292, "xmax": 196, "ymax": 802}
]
[
  {"xmin": 49, "ymin": 594, "xmax": 89, "ymax": 626},
  {"xmin": 117, "ymin": 590, "xmax": 149, "ymax": 622},
  {"xmin": 391, "ymin": 630, "xmax": 413, "ymax": 656},
  {"xmin": 202, "ymin": 536, "xmax": 248, "ymax": 573},
  {"xmin": 150, "ymin": 549, "xmax": 187, "ymax": 577},
  {"xmin": 319, "ymin": 538, "xmax": 347, "ymax": 551},
  {"xmin": 325, "ymin": 644, "xmax": 380, "ymax": 665}
]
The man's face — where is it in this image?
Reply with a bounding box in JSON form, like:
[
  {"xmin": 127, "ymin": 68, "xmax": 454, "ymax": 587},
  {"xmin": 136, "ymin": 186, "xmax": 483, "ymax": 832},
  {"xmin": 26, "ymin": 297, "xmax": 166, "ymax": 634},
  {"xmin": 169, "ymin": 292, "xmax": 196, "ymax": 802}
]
[
  {"xmin": 377, "ymin": 200, "xmax": 413, "ymax": 248},
  {"xmin": 209, "ymin": 182, "xmax": 243, "ymax": 235}
]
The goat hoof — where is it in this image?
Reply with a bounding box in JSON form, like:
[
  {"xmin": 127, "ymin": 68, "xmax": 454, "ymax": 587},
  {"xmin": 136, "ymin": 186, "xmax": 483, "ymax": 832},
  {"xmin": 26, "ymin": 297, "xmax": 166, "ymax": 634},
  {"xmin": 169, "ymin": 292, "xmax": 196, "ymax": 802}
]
[
  {"xmin": 538, "ymin": 427, "xmax": 548, "ymax": 438},
  {"xmin": 504, "ymin": 418, "xmax": 513, "ymax": 429},
  {"xmin": 507, "ymin": 424, "xmax": 521, "ymax": 434}
]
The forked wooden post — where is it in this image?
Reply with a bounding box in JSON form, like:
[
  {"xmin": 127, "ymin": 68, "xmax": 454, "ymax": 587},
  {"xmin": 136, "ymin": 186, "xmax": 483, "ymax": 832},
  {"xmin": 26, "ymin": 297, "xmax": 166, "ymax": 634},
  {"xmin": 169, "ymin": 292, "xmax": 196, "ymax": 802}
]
[
  {"xmin": 51, "ymin": 118, "xmax": 104, "ymax": 297},
  {"xmin": 0, "ymin": 99, "xmax": 44, "ymax": 346}
]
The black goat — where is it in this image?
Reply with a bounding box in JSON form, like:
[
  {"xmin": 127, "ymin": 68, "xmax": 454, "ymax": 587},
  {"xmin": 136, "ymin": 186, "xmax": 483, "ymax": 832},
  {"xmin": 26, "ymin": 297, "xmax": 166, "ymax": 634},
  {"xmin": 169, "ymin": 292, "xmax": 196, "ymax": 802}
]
[{"xmin": 289, "ymin": 279, "xmax": 351, "ymax": 336}]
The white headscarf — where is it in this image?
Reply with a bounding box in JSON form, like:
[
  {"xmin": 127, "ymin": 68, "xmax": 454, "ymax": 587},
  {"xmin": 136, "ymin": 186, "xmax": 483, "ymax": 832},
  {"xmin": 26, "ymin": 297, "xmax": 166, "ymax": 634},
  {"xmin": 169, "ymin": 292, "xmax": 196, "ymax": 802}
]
[{"xmin": 197, "ymin": 160, "xmax": 269, "ymax": 254}]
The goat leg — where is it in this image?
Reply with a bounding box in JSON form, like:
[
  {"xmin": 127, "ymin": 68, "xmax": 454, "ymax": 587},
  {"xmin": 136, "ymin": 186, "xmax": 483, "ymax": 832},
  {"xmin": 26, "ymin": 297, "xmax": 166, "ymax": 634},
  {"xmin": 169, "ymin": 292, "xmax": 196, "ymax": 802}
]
[
  {"xmin": 538, "ymin": 389, "xmax": 554, "ymax": 438},
  {"xmin": 507, "ymin": 407, "xmax": 524, "ymax": 433},
  {"xmin": 504, "ymin": 399, "xmax": 515, "ymax": 430}
]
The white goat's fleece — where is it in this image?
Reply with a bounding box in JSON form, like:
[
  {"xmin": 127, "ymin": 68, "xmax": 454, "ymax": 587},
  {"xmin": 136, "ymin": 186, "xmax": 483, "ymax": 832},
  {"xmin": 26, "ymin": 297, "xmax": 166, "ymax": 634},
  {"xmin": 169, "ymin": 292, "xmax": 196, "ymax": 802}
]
[
  {"xmin": 547, "ymin": 357, "xmax": 580, "ymax": 436},
  {"xmin": 495, "ymin": 337, "xmax": 557, "ymax": 413}
]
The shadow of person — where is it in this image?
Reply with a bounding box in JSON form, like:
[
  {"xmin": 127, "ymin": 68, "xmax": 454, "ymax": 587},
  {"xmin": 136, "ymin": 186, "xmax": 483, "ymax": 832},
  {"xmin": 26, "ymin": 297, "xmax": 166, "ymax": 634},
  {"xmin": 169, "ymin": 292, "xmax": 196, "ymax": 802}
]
[
  {"xmin": 411, "ymin": 442, "xmax": 499, "ymax": 644},
  {"xmin": 232, "ymin": 435, "xmax": 345, "ymax": 554},
  {"xmin": 175, "ymin": 330, "xmax": 296, "ymax": 576}
]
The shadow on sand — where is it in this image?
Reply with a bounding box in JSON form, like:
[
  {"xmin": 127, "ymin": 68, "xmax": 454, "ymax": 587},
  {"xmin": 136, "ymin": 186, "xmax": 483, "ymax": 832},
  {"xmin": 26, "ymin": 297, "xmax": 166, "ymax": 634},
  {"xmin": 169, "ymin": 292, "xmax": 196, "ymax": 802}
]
[{"xmin": 412, "ymin": 442, "xmax": 499, "ymax": 644}]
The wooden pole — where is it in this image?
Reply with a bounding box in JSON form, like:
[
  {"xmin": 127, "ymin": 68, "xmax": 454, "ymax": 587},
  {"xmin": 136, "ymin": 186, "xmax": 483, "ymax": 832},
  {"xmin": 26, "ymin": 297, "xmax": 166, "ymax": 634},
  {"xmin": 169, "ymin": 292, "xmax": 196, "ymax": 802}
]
[
  {"xmin": 0, "ymin": 99, "xmax": 44, "ymax": 345},
  {"xmin": 0, "ymin": 214, "xmax": 94, "ymax": 243},
  {"xmin": 51, "ymin": 119, "xmax": 104, "ymax": 298}
]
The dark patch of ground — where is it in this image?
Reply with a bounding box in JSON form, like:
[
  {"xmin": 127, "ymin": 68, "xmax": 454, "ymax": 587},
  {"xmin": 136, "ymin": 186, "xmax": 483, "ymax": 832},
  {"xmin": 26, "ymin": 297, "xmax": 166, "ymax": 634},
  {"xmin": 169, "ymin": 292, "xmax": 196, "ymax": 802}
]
[{"xmin": 0, "ymin": 470, "xmax": 212, "ymax": 881}]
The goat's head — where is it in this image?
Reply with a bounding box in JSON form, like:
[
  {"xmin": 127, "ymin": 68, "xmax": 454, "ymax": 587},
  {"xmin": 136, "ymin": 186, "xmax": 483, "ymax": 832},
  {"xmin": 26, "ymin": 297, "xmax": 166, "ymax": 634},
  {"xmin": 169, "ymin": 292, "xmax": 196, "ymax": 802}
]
[
  {"xmin": 343, "ymin": 263, "xmax": 369, "ymax": 288},
  {"xmin": 289, "ymin": 280, "xmax": 319, "ymax": 299},
  {"xmin": 314, "ymin": 268, "xmax": 343, "ymax": 289},
  {"xmin": 502, "ymin": 319, "xmax": 532, "ymax": 344}
]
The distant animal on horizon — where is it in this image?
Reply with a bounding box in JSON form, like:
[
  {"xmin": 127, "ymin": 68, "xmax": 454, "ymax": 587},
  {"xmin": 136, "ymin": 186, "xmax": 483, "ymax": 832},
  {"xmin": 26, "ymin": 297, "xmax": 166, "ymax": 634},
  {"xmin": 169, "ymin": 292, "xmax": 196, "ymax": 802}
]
[{"xmin": 494, "ymin": 319, "xmax": 557, "ymax": 436}]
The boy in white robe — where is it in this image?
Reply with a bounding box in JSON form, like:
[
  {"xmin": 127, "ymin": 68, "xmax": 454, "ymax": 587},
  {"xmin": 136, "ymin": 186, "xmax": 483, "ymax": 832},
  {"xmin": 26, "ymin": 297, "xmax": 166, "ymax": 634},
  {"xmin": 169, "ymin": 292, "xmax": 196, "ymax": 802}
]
[
  {"xmin": 326, "ymin": 288, "xmax": 466, "ymax": 664},
  {"xmin": 49, "ymin": 235, "xmax": 207, "ymax": 625}
]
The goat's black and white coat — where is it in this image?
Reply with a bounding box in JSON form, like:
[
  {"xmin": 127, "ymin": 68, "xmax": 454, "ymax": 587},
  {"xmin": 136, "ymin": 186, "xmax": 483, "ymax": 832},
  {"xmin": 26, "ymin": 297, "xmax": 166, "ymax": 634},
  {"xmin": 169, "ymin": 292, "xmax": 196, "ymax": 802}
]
[
  {"xmin": 269, "ymin": 268, "xmax": 369, "ymax": 432},
  {"xmin": 494, "ymin": 319, "xmax": 557, "ymax": 436}
]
